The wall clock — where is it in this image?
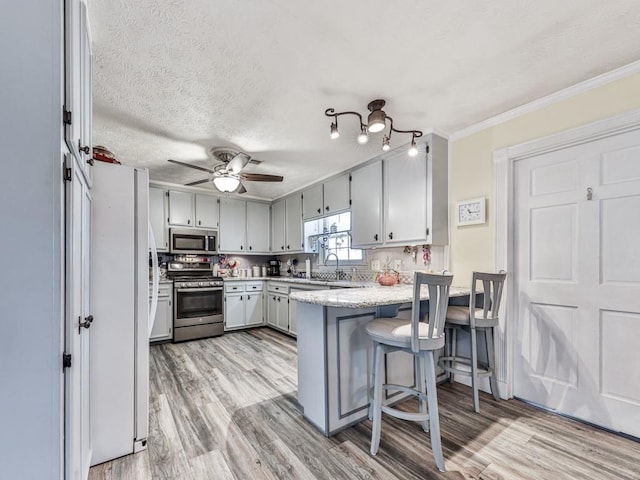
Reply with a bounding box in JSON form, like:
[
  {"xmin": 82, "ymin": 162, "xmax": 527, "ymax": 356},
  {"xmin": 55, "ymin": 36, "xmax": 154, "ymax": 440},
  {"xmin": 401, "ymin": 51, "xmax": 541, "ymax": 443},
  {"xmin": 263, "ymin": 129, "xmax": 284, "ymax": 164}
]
[{"xmin": 456, "ymin": 197, "xmax": 486, "ymax": 226}]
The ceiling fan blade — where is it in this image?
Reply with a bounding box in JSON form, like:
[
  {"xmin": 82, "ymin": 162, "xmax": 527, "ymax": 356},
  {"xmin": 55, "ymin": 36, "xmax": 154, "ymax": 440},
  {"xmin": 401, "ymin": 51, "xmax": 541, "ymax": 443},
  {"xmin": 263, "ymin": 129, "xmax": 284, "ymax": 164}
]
[
  {"xmin": 168, "ymin": 159, "xmax": 215, "ymax": 174},
  {"xmin": 240, "ymin": 173, "xmax": 284, "ymax": 182},
  {"xmin": 237, "ymin": 183, "xmax": 247, "ymax": 194},
  {"xmin": 185, "ymin": 178, "xmax": 211, "ymax": 186},
  {"xmin": 227, "ymin": 153, "xmax": 251, "ymax": 174}
]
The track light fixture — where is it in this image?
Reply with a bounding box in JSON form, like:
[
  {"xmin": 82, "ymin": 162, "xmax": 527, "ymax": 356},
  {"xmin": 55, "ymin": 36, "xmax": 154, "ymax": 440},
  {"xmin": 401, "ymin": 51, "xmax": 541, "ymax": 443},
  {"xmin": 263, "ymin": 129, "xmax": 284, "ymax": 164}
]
[{"xmin": 325, "ymin": 99, "xmax": 423, "ymax": 155}]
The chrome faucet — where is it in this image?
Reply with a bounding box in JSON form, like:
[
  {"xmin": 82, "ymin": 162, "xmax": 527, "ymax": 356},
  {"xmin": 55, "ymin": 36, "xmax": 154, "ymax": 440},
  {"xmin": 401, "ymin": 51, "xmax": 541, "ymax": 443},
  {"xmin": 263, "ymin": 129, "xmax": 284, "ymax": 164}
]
[{"xmin": 324, "ymin": 252, "xmax": 340, "ymax": 280}]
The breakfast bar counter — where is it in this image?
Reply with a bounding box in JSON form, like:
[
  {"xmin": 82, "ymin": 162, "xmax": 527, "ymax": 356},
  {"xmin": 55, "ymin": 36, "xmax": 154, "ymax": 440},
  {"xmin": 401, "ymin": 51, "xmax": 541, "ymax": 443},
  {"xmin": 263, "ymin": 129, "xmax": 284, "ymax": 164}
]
[{"xmin": 291, "ymin": 285, "xmax": 470, "ymax": 436}]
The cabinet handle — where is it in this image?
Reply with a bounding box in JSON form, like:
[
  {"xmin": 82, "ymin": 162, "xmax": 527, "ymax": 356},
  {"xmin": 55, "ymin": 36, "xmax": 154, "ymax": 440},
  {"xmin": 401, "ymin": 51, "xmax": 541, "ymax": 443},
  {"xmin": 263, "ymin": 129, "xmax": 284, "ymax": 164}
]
[
  {"xmin": 249, "ymin": 246, "xmax": 252, "ymax": 251},
  {"xmin": 187, "ymin": 219, "xmax": 191, "ymax": 225},
  {"xmin": 240, "ymin": 245, "xmax": 244, "ymax": 250},
  {"xmin": 79, "ymin": 143, "xmax": 90, "ymax": 155},
  {"xmin": 287, "ymin": 245, "xmax": 290, "ymax": 249},
  {"xmin": 198, "ymin": 220, "xmax": 201, "ymax": 225},
  {"xmin": 277, "ymin": 297, "xmax": 281, "ymax": 302},
  {"xmin": 374, "ymin": 234, "xmax": 378, "ymax": 241},
  {"xmin": 247, "ymin": 295, "xmax": 251, "ymax": 300},
  {"xmin": 240, "ymin": 295, "xmax": 243, "ymax": 300},
  {"xmin": 281, "ymin": 245, "xmax": 285, "ymax": 250},
  {"xmin": 325, "ymin": 206, "xmax": 329, "ymax": 211},
  {"xmin": 317, "ymin": 208, "xmax": 321, "ymax": 214},
  {"xmin": 388, "ymin": 232, "xmax": 393, "ymax": 240}
]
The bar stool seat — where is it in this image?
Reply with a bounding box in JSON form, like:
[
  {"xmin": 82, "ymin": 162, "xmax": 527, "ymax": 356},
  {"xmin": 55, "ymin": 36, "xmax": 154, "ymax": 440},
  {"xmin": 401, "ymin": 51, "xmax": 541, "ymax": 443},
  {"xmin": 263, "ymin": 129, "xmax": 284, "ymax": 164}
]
[{"xmin": 366, "ymin": 272, "xmax": 453, "ymax": 472}]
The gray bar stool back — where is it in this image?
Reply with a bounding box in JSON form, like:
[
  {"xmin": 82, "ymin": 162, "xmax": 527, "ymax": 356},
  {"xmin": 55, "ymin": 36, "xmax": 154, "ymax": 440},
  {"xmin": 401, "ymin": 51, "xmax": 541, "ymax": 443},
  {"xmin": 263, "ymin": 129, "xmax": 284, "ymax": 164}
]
[
  {"xmin": 365, "ymin": 271, "xmax": 453, "ymax": 472},
  {"xmin": 439, "ymin": 271, "xmax": 507, "ymax": 413}
]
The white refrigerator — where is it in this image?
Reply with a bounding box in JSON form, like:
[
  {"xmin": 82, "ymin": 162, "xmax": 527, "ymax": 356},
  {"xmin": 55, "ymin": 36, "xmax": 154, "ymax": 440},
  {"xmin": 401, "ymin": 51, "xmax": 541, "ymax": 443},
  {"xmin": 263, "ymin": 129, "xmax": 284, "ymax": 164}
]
[{"xmin": 90, "ymin": 161, "xmax": 150, "ymax": 465}]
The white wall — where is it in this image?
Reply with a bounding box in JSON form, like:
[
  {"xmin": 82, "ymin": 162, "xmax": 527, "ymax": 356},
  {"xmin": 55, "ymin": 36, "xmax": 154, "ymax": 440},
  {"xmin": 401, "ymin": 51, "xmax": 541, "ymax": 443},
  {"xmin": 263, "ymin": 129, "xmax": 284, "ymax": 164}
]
[{"xmin": 0, "ymin": 2, "xmax": 64, "ymax": 478}]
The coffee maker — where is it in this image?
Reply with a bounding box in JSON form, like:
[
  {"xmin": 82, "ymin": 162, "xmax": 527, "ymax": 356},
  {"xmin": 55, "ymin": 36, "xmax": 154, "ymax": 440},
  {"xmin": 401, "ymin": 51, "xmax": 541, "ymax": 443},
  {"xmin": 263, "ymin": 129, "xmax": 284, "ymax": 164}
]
[{"xmin": 267, "ymin": 260, "xmax": 280, "ymax": 276}]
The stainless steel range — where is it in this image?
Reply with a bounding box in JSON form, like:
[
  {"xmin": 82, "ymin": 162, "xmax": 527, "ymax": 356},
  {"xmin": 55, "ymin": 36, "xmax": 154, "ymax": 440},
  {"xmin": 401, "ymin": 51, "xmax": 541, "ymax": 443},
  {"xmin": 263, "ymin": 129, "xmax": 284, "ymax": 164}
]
[{"xmin": 167, "ymin": 256, "xmax": 224, "ymax": 342}]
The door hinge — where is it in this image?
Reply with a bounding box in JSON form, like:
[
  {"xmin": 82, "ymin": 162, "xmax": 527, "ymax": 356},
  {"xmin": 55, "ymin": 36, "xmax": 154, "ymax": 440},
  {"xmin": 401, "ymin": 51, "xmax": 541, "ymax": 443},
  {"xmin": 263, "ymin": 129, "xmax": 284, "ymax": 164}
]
[
  {"xmin": 349, "ymin": 174, "xmax": 352, "ymax": 181},
  {"xmin": 349, "ymin": 199, "xmax": 352, "ymax": 206},
  {"xmin": 63, "ymin": 157, "xmax": 72, "ymax": 182},
  {"xmin": 63, "ymin": 108, "xmax": 72, "ymax": 125},
  {"xmin": 426, "ymin": 227, "xmax": 430, "ymax": 236},
  {"xmin": 63, "ymin": 353, "xmax": 72, "ymax": 369}
]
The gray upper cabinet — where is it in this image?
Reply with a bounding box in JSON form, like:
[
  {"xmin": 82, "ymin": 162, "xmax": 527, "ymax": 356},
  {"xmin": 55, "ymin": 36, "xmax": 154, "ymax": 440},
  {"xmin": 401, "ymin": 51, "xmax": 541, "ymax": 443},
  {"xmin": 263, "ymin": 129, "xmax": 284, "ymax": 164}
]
[
  {"xmin": 168, "ymin": 190, "xmax": 194, "ymax": 226},
  {"xmin": 351, "ymin": 161, "xmax": 383, "ymax": 247},
  {"xmin": 195, "ymin": 194, "xmax": 219, "ymax": 229},
  {"xmin": 302, "ymin": 174, "xmax": 350, "ymax": 220},
  {"xmin": 220, "ymin": 199, "xmax": 270, "ymax": 254},
  {"xmin": 149, "ymin": 187, "xmax": 168, "ymax": 251},
  {"xmin": 383, "ymin": 134, "xmax": 448, "ymax": 245},
  {"xmin": 246, "ymin": 201, "xmax": 270, "ymax": 253},
  {"xmin": 323, "ymin": 173, "xmax": 350, "ymax": 214},
  {"xmin": 349, "ymin": 133, "xmax": 448, "ymax": 247},
  {"xmin": 285, "ymin": 194, "xmax": 303, "ymax": 252},
  {"xmin": 271, "ymin": 199, "xmax": 286, "ymax": 253},
  {"xmin": 219, "ymin": 198, "xmax": 246, "ymax": 252},
  {"xmin": 302, "ymin": 184, "xmax": 323, "ymax": 220}
]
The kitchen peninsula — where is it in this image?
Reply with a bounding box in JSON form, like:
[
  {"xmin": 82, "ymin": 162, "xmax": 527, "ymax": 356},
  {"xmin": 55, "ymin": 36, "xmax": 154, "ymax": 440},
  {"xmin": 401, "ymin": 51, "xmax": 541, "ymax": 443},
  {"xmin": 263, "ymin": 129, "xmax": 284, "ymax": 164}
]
[{"xmin": 290, "ymin": 284, "xmax": 470, "ymax": 435}]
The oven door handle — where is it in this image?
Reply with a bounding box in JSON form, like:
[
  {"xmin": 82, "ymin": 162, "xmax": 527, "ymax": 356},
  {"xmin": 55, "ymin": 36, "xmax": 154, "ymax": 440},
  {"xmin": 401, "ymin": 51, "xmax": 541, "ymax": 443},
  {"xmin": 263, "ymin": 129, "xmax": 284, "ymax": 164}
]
[{"xmin": 176, "ymin": 287, "xmax": 223, "ymax": 293}]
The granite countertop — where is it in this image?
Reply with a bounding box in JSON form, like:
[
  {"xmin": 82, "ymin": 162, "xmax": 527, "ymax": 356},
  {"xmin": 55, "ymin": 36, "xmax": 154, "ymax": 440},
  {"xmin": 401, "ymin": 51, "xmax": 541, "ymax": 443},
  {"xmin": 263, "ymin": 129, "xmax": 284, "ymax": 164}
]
[
  {"xmin": 223, "ymin": 276, "xmax": 371, "ymax": 288},
  {"xmin": 289, "ymin": 285, "xmax": 471, "ymax": 308}
]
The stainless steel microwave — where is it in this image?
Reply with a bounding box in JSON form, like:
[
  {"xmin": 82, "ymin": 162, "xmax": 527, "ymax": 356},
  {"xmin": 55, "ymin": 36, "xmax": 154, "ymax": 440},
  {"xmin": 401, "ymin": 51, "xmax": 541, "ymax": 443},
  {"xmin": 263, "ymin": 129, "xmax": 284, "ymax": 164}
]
[{"xmin": 169, "ymin": 228, "xmax": 217, "ymax": 255}]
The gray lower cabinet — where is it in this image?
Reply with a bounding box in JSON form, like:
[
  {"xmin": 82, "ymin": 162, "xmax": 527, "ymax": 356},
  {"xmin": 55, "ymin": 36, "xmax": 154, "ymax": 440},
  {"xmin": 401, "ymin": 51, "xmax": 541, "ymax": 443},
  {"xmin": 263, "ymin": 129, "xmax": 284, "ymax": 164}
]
[
  {"xmin": 149, "ymin": 283, "xmax": 173, "ymax": 342},
  {"xmin": 267, "ymin": 282, "xmax": 290, "ymax": 333},
  {"xmin": 224, "ymin": 281, "xmax": 264, "ymax": 330}
]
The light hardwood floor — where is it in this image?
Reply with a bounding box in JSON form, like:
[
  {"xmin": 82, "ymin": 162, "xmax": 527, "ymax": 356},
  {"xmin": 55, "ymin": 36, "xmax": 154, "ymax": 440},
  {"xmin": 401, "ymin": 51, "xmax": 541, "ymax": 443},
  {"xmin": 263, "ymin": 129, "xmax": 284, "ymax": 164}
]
[{"xmin": 89, "ymin": 328, "xmax": 640, "ymax": 480}]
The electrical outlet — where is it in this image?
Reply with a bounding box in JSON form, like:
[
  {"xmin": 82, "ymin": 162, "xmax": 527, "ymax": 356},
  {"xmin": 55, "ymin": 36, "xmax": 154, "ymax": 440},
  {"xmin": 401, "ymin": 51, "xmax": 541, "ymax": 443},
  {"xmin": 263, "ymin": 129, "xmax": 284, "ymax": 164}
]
[
  {"xmin": 393, "ymin": 259, "xmax": 402, "ymax": 271},
  {"xmin": 371, "ymin": 260, "xmax": 381, "ymax": 271}
]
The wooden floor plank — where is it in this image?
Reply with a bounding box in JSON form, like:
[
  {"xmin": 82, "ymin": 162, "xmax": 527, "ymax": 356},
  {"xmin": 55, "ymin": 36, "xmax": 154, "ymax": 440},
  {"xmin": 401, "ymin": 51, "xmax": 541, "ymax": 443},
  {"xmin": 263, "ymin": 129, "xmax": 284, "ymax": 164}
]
[{"xmin": 89, "ymin": 328, "xmax": 640, "ymax": 480}]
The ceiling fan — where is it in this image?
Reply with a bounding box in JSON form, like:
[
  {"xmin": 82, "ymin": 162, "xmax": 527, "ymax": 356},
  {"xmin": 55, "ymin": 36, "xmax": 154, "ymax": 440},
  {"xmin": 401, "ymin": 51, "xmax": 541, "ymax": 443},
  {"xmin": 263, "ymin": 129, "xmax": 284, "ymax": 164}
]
[{"xmin": 168, "ymin": 148, "xmax": 283, "ymax": 194}]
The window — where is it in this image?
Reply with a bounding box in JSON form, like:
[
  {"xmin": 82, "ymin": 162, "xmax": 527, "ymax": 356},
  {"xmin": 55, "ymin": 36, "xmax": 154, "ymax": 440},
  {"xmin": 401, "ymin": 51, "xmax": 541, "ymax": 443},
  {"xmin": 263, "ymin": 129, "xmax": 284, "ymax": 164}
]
[{"xmin": 304, "ymin": 212, "xmax": 364, "ymax": 265}]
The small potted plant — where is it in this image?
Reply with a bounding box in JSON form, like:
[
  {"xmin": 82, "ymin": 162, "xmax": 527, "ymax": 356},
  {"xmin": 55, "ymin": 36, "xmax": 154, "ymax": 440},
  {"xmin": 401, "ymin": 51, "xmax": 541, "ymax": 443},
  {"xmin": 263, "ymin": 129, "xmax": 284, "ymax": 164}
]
[{"xmin": 376, "ymin": 257, "xmax": 399, "ymax": 286}]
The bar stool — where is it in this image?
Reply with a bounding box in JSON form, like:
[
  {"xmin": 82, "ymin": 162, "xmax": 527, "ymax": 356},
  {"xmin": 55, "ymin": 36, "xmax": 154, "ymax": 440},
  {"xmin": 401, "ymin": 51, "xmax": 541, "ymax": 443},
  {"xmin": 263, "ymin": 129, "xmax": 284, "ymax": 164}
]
[
  {"xmin": 365, "ymin": 272, "xmax": 453, "ymax": 472},
  {"xmin": 439, "ymin": 271, "xmax": 506, "ymax": 413}
]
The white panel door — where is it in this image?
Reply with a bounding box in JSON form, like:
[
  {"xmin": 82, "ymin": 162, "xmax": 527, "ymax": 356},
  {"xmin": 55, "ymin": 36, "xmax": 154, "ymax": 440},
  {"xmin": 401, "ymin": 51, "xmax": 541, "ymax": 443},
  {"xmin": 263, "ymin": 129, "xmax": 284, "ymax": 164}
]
[
  {"xmin": 285, "ymin": 195, "xmax": 303, "ymax": 252},
  {"xmin": 323, "ymin": 173, "xmax": 350, "ymax": 214},
  {"xmin": 149, "ymin": 187, "xmax": 168, "ymax": 250},
  {"xmin": 168, "ymin": 191, "xmax": 194, "ymax": 226},
  {"xmin": 514, "ymin": 129, "xmax": 640, "ymax": 437}
]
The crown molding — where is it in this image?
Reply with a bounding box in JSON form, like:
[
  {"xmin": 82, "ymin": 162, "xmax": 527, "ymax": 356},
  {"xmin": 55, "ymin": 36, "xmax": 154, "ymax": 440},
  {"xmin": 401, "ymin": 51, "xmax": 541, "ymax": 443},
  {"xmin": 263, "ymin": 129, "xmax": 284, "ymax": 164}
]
[{"xmin": 450, "ymin": 59, "xmax": 640, "ymax": 141}]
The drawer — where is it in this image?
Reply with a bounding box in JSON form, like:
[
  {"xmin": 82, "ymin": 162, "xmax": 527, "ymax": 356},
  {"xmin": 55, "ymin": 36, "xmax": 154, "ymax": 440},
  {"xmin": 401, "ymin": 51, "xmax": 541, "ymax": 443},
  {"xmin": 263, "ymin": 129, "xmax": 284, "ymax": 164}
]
[
  {"xmin": 225, "ymin": 283, "xmax": 245, "ymax": 293},
  {"xmin": 267, "ymin": 282, "xmax": 290, "ymax": 294},
  {"xmin": 245, "ymin": 282, "xmax": 263, "ymax": 292}
]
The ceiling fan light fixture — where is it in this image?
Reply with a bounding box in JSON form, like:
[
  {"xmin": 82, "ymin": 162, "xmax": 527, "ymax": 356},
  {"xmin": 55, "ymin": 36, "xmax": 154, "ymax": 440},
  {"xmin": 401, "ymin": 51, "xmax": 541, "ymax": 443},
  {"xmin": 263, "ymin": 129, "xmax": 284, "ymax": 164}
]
[{"xmin": 213, "ymin": 175, "xmax": 240, "ymax": 193}]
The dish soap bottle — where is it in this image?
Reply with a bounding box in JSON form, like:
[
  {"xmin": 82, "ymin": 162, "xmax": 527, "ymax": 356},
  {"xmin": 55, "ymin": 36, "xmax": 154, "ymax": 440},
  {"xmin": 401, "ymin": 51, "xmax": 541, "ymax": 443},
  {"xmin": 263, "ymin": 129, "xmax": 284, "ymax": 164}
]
[{"xmin": 305, "ymin": 257, "xmax": 311, "ymax": 279}]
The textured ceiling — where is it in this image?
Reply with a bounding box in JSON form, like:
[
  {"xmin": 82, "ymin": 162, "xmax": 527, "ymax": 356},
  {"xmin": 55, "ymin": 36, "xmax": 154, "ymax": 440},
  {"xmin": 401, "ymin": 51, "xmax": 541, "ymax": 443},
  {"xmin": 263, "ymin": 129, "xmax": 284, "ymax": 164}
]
[{"xmin": 89, "ymin": 0, "xmax": 640, "ymax": 199}]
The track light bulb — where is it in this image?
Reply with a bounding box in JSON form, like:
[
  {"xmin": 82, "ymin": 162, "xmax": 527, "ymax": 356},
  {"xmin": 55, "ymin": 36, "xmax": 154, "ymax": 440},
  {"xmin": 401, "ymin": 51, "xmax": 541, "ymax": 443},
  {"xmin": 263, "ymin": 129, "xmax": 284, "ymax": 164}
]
[
  {"xmin": 382, "ymin": 136, "xmax": 390, "ymax": 151},
  {"xmin": 330, "ymin": 122, "xmax": 339, "ymax": 139},
  {"xmin": 357, "ymin": 126, "xmax": 368, "ymax": 145},
  {"xmin": 408, "ymin": 137, "xmax": 418, "ymax": 157}
]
